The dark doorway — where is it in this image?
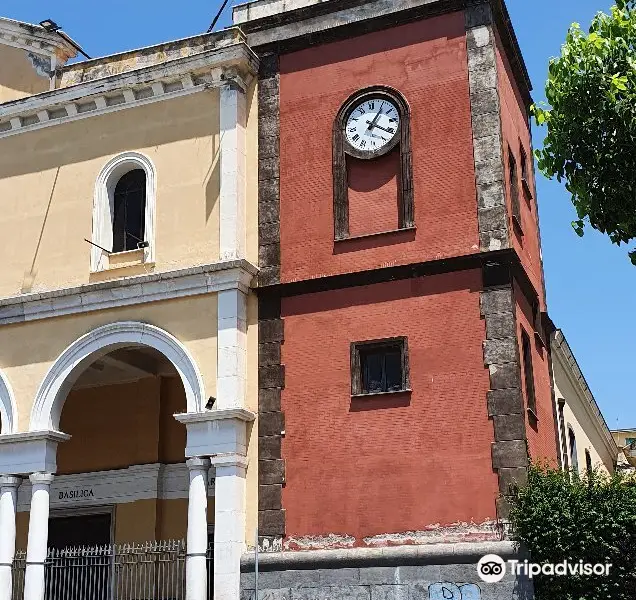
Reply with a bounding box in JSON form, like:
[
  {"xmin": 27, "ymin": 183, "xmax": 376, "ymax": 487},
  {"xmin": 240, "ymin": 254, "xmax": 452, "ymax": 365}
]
[
  {"xmin": 46, "ymin": 512, "xmax": 112, "ymax": 600},
  {"xmin": 49, "ymin": 512, "xmax": 112, "ymax": 549}
]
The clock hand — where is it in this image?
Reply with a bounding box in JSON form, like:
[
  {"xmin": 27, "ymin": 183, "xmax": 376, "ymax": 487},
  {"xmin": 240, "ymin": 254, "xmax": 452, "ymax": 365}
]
[
  {"xmin": 366, "ymin": 101, "xmax": 385, "ymax": 131},
  {"xmin": 365, "ymin": 121, "xmax": 395, "ymax": 135}
]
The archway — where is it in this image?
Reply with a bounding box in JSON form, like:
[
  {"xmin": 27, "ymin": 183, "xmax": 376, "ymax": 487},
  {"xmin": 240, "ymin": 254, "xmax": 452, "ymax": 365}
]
[
  {"xmin": 30, "ymin": 321, "xmax": 205, "ymax": 432},
  {"xmin": 0, "ymin": 369, "xmax": 18, "ymax": 434}
]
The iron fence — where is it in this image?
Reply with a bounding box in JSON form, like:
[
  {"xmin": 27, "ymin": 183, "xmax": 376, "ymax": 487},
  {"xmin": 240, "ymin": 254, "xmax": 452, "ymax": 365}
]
[{"xmin": 11, "ymin": 541, "xmax": 214, "ymax": 600}]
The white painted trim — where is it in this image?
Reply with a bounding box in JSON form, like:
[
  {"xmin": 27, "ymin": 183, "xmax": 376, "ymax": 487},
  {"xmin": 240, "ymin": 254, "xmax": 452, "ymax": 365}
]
[
  {"xmin": 173, "ymin": 408, "xmax": 256, "ymax": 424},
  {"xmin": 16, "ymin": 463, "xmax": 215, "ymax": 512},
  {"xmin": 0, "ymin": 430, "xmax": 70, "ymax": 475},
  {"xmin": 91, "ymin": 152, "xmax": 157, "ymax": 271},
  {"xmin": 219, "ymin": 83, "xmax": 247, "ymax": 260},
  {"xmin": 0, "ymin": 45, "xmax": 258, "ymax": 139},
  {"xmin": 30, "ymin": 322, "xmax": 206, "ymax": 431},
  {"xmin": 0, "ymin": 18, "xmax": 76, "ymax": 62},
  {"xmin": 0, "ymin": 260, "xmax": 257, "ymax": 325},
  {"xmin": 0, "ymin": 371, "xmax": 18, "ymax": 435}
]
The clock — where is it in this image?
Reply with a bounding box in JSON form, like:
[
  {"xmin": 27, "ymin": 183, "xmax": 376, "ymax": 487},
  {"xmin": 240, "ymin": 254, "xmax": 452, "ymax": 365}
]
[{"xmin": 343, "ymin": 96, "xmax": 401, "ymax": 158}]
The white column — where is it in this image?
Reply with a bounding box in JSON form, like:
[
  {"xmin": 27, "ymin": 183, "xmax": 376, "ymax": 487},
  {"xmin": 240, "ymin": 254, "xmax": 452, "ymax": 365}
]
[
  {"xmin": 217, "ymin": 289, "xmax": 248, "ymax": 411},
  {"xmin": 0, "ymin": 476, "xmax": 21, "ymax": 599},
  {"xmin": 213, "ymin": 455, "xmax": 248, "ymax": 600},
  {"xmin": 23, "ymin": 472, "xmax": 54, "ymax": 600},
  {"xmin": 186, "ymin": 457, "xmax": 211, "ymax": 600},
  {"xmin": 219, "ymin": 81, "xmax": 247, "ymax": 260}
]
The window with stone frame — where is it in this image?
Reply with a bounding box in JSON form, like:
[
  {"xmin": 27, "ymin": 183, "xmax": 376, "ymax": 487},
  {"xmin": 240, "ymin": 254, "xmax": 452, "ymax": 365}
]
[
  {"xmin": 520, "ymin": 142, "xmax": 532, "ymax": 200},
  {"xmin": 508, "ymin": 145, "xmax": 522, "ymax": 230},
  {"xmin": 520, "ymin": 329, "xmax": 537, "ymax": 417},
  {"xmin": 350, "ymin": 337, "xmax": 410, "ymax": 396}
]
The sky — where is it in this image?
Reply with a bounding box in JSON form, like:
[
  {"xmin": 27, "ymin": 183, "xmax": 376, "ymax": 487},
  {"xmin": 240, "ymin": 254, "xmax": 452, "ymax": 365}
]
[{"xmin": 3, "ymin": 1, "xmax": 634, "ymax": 429}]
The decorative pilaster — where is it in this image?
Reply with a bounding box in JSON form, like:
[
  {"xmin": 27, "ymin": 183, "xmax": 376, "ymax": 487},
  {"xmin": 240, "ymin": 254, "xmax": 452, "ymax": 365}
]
[
  {"xmin": 212, "ymin": 454, "xmax": 248, "ymax": 600},
  {"xmin": 0, "ymin": 476, "xmax": 21, "ymax": 599},
  {"xmin": 186, "ymin": 457, "xmax": 211, "ymax": 600},
  {"xmin": 217, "ymin": 289, "xmax": 248, "ymax": 411},
  {"xmin": 24, "ymin": 472, "xmax": 54, "ymax": 600},
  {"xmin": 219, "ymin": 72, "xmax": 248, "ymax": 261}
]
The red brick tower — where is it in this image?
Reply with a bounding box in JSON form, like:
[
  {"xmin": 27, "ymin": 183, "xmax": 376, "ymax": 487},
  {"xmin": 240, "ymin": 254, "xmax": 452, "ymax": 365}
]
[{"xmin": 240, "ymin": 0, "xmax": 557, "ymax": 579}]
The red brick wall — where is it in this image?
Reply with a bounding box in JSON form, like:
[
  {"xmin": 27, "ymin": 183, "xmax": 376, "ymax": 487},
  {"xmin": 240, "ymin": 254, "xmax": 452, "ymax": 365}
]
[
  {"xmin": 496, "ymin": 34, "xmax": 546, "ymax": 308},
  {"xmin": 514, "ymin": 281, "xmax": 558, "ymax": 464},
  {"xmin": 278, "ymin": 13, "xmax": 478, "ymax": 283},
  {"xmin": 279, "ymin": 271, "xmax": 498, "ymax": 542}
]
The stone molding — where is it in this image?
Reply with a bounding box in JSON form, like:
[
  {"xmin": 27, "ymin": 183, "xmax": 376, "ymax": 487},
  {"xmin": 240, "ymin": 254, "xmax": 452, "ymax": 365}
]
[
  {"xmin": 15, "ymin": 462, "xmax": 215, "ymax": 512},
  {"xmin": 0, "ymin": 45, "xmax": 258, "ymax": 138},
  {"xmin": 0, "ymin": 18, "xmax": 77, "ymax": 63},
  {"xmin": 0, "ymin": 260, "xmax": 257, "ymax": 326},
  {"xmin": 0, "ymin": 430, "xmax": 70, "ymax": 475},
  {"xmin": 240, "ymin": 541, "xmax": 523, "ymax": 569},
  {"xmin": 175, "ymin": 409, "xmax": 256, "ymax": 459}
]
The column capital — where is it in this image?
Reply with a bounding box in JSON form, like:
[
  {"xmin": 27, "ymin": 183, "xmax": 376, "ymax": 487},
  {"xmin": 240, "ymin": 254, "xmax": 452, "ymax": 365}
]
[
  {"xmin": 186, "ymin": 457, "xmax": 211, "ymax": 472},
  {"xmin": 209, "ymin": 453, "xmax": 249, "ymax": 470},
  {"xmin": 29, "ymin": 472, "xmax": 54, "ymax": 486},
  {"xmin": 0, "ymin": 475, "xmax": 21, "ymax": 489}
]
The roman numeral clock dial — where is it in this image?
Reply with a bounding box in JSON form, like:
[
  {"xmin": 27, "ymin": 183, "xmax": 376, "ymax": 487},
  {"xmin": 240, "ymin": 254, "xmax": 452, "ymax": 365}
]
[{"xmin": 344, "ymin": 97, "xmax": 400, "ymax": 157}]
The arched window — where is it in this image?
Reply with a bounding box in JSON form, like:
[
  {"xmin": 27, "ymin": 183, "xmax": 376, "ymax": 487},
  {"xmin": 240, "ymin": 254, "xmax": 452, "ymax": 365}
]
[
  {"xmin": 113, "ymin": 169, "xmax": 146, "ymax": 252},
  {"xmin": 568, "ymin": 426, "xmax": 579, "ymax": 472},
  {"xmin": 585, "ymin": 449, "xmax": 593, "ymax": 475},
  {"xmin": 91, "ymin": 152, "xmax": 156, "ymax": 271}
]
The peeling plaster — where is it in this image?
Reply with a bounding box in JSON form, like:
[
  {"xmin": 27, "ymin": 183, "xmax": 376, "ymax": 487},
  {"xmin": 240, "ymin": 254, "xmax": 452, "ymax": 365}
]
[
  {"xmin": 284, "ymin": 533, "xmax": 356, "ymax": 551},
  {"xmin": 26, "ymin": 52, "xmax": 52, "ymax": 78},
  {"xmin": 362, "ymin": 521, "xmax": 502, "ymax": 547}
]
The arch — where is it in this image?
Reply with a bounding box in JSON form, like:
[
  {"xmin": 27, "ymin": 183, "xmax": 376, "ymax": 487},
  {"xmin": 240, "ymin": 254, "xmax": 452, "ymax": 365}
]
[
  {"xmin": 0, "ymin": 370, "xmax": 18, "ymax": 434},
  {"xmin": 91, "ymin": 152, "xmax": 157, "ymax": 271},
  {"xmin": 332, "ymin": 85, "xmax": 414, "ymax": 240},
  {"xmin": 30, "ymin": 321, "xmax": 205, "ymax": 432}
]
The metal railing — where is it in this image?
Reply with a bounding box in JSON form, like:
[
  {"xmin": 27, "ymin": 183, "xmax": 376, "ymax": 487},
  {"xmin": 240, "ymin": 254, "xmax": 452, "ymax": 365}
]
[{"xmin": 12, "ymin": 541, "xmax": 214, "ymax": 600}]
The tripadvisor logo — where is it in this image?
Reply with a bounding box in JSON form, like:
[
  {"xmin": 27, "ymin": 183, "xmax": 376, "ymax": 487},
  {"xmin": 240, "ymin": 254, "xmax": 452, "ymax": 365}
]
[{"xmin": 477, "ymin": 554, "xmax": 612, "ymax": 583}]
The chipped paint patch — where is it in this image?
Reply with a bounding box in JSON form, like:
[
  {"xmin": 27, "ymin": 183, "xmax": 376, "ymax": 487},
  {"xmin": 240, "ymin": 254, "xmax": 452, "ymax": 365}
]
[
  {"xmin": 362, "ymin": 521, "xmax": 502, "ymax": 547},
  {"xmin": 284, "ymin": 534, "xmax": 356, "ymax": 551}
]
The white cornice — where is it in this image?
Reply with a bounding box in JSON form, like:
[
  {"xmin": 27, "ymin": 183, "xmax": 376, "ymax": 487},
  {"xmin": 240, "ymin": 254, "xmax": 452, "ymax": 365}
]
[
  {"xmin": 0, "ymin": 44, "xmax": 258, "ymax": 138},
  {"xmin": 15, "ymin": 462, "xmax": 216, "ymax": 511},
  {"xmin": 552, "ymin": 330, "xmax": 618, "ymax": 458},
  {"xmin": 0, "ymin": 259, "xmax": 257, "ymax": 326},
  {"xmin": 0, "ymin": 18, "xmax": 77, "ymax": 61},
  {"xmin": 174, "ymin": 408, "xmax": 256, "ymax": 424}
]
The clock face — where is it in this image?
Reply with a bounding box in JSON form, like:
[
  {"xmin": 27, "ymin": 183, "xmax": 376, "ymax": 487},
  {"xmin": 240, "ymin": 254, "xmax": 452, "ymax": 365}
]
[{"xmin": 345, "ymin": 97, "xmax": 400, "ymax": 155}]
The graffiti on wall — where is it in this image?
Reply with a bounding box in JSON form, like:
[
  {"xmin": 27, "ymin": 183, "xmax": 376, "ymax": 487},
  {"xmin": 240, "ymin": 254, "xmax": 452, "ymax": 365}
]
[{"xmin": 429, "ymin": 583, "xmax": 481, "ymax": 600}]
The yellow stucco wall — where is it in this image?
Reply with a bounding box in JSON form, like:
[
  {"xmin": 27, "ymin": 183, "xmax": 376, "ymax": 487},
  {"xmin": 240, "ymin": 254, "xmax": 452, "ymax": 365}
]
[
  {"xmin": 553, "ymin": 355, "xmax": 615, "ymax": 475},
  {"xmin": 0, "ymin": 92, "xmax": 222, "ymax": 298},
  {"xmin": 0, "ymin": 294, "xmax": 218, "ymax": 432},
  {"xmin": 0, "ymin": 45, "xmax": 50, "ymax": 104}
]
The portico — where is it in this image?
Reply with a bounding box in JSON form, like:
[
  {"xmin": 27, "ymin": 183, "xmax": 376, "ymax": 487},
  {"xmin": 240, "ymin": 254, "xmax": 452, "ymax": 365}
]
[{"xmin": 0, "ymin": 274, "xmax": 258, "ymax": 600}]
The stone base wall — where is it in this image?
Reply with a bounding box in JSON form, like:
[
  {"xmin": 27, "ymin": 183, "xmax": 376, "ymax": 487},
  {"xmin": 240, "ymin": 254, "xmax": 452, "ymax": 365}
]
[{"xmin": 240, "ymin": 543, "xmax": 533, "ymax": 600}]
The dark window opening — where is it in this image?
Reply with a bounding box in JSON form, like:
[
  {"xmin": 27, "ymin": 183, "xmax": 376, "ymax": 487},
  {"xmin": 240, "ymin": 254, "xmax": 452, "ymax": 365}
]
[
  {"xmin": 585, "ymin": 449, "xmax": 593, "ymax": 475},
  {"xmin": 558, "ymin": 400, "xmax": 569, "ymax": 469},
  {"xmin": 520, "ymin": 143, "xmax": 532, "ymax": 199},
  {"xmin": 521, "ymin": 330, "xmax": 537, "ymax": 416},
  {"xmin": 351, "ymin": 337, "xmax": 409, "ymax": 396},
  {"xmin": 569, "ymin": 427, "xmax": 579, "ymax": 472},
  {"xmin": 113, "ymin": 169, "xmax": 146, "ymax": 252},
  {"xmin": 508, "ymin": 146, "xmax": 522, "ymax": 229}
]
